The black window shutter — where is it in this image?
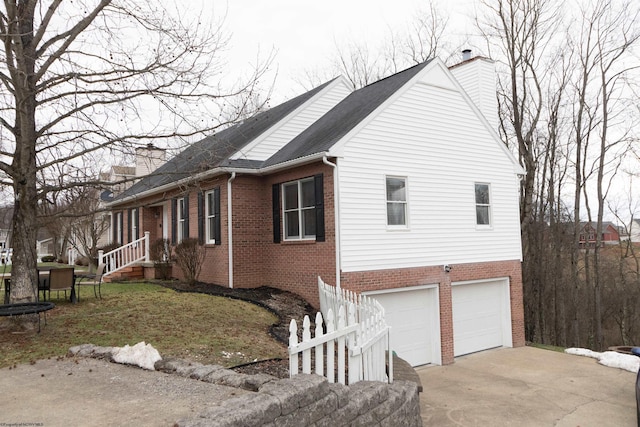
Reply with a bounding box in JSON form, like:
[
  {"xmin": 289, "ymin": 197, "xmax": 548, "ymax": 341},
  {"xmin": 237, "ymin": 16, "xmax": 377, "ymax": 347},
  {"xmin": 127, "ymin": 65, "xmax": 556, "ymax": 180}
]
[
  {"xmin": 135, "ymin": 208, "xmax": 140, "ymax": 240},
  {"xmin": 119, "ymin": 213, "xmax": 124, "ymax": 245},
  {"xmin": 214, "ymin": 187, "xmax": 221, "ymax": 245},
  {"xmin": 171, "ymin": 198, "xmax": 177, "ymax": 245},
  {"xmin": 272, "ymin": 183, "xmax": 281, "ymax": 243},
  {"xmin": 314, "ymin": 174, "xmax": 325, "ymax": 242},
  {"xmin": 197, "ymin": 192, "xmax": 204, "ymax": 245},
  {"xmin": 112, "ymin": 213, "xmax": 117, "ymax": 243},
  {"xmin": 127, "ymin": 209, "xmax": 132, "ymax": 243},
  {"xmin": 183, "ymin": 195, "xmax": 190, "ymax": 239}
]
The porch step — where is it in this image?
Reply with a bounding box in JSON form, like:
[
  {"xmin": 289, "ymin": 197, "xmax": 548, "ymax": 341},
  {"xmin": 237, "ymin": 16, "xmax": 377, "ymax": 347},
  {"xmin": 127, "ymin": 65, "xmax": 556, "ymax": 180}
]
[{"xmin": 103, "ymin": 265, "xmax": 144, "ymax": 282}]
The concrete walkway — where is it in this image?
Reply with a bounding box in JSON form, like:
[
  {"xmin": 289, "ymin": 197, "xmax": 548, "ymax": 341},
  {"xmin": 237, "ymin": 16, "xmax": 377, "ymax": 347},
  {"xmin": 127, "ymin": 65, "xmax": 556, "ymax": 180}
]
[{"xmin": 418, "ymin": 346, "xmax": 637, "ymax": 426}]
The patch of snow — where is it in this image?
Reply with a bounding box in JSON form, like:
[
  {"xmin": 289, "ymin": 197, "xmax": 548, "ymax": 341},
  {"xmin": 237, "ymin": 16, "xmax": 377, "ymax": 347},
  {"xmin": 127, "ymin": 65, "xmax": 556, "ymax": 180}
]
[
  {"xmin": 221, "ymin": 351, "xmax": 244, "ymax": 359},
  {"xmin": 112, "ymin": 342, "xmax": 162, "ymax": 370},
  {"xmin": 565, "ymin": 347, "xmax": 640, "ymax": 373}
]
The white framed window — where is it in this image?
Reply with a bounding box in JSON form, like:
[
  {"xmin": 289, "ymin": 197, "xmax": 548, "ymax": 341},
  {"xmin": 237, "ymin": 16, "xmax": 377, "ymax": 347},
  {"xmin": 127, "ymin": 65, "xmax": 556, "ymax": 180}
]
[
  {"xmin": 205, "ymin": 190, "xmax": 217, "ymax": 244},
  {"xmin": 177, "ymin": 197, "xmax": 186, "ymax": 242},
  {"xmin": 283, "ymin": 178, "xmax": 316, "ymax": 240},
  {"xmin": 386, "ymin": 176, "xmax": 408, "ymax": 227},
  {"xmin": 475, "ymin": 183, "xmax": 491, "ymax": 226}
]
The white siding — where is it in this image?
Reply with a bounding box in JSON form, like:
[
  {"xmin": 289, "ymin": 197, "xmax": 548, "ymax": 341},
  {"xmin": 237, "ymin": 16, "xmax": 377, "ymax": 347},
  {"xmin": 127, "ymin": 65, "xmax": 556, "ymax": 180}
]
[
  {"xmin": 231, "ymin": 80, "xmax": 351, "ymax": 161},
  {"xmin": 450, "ymin": 58, "xmax": 499, "ymax": 131},
  {"xmin": 630, "ymin": 220, "xmax": 640, "ymax": 243},
  {"xmin": 338, "ymin": 69, "xmax": 522, "ymax": 272}
]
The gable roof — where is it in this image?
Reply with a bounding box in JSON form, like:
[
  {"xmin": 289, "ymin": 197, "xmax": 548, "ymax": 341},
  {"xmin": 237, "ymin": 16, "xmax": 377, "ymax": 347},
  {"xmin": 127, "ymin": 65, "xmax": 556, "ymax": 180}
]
[
  {"xmin": 112, "ymin": 59, "xmax": 474, "ymax": 204},
  {"xmin": 262, "ymin": 61, "xmax": 432, "ymax": 167},
  {"xmin": 114, "ymin": 79, "xmax": 337, "ymax": 201},
  {"xmin": 579, "ymin": 221, "xmax": 619, "ymax": 232}
]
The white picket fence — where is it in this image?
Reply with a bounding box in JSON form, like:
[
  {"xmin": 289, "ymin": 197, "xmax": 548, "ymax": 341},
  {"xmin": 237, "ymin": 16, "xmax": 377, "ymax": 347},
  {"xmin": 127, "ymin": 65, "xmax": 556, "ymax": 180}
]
[{"xmin": 288, "ymin": 277, "xmax": 392, "ymax": 385}]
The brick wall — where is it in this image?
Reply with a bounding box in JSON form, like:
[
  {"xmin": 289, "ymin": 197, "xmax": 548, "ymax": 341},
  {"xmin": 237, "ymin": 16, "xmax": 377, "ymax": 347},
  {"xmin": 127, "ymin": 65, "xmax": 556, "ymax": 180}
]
[{"xmin": 227, "ymin": 162, "xmax": 336, "ymax": 307}]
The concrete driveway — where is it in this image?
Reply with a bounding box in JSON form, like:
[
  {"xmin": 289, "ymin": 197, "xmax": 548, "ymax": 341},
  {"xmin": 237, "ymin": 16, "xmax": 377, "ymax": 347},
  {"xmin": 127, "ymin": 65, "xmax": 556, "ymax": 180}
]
[{"xmin": 418, "ymin": 346, "xmax": 637, "ymax": 427}]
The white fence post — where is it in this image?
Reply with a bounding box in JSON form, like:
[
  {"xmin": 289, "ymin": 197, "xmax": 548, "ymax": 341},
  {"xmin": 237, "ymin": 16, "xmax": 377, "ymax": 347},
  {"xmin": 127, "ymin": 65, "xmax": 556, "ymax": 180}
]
[
  {"xmin": 315, "ymin": 312, "xmax": 324, "ymax": 376},
  {"xmin": 337, "ymin": 305, "xmax": 346, "ymax": 385},
  {"xmin": 289, "ymin": 319, "xmax": 298, "ymax": 376},
  {"xmin": 326, "ymin": 309, "xmax": 335, "ymax": 383},
  {"xmin": 302, "ymin": 316, "xmax": 311, "ymax": 374}
]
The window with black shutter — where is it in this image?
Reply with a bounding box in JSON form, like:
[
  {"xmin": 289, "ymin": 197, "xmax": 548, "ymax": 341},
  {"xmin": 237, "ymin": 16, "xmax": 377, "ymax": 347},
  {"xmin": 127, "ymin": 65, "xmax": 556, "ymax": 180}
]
[{"xmin": 273, "ymin": 174, "xmax": 324, "ymax": 242}]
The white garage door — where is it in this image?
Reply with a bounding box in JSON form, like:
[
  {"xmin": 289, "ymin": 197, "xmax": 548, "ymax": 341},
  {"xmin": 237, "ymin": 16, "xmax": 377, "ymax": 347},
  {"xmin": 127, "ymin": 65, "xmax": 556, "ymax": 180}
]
[
  {"xmin": 452, "ymin": 279, "xmax": 512, "ymax": 357},
  {"xmin": 367, "ymin": 286, "xmax": 441, "ymax": 367}
]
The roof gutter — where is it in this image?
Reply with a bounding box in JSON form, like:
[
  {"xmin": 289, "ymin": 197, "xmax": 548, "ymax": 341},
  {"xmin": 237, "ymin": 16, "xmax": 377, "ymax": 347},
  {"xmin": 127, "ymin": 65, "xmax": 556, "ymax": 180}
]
[
  {"xmin": 322, "ymin": 156, "xmax": 341, "ymax": 290},
  {"xmin": 107, "ymin": 153, "xmax": 331, "ymax": 207}
]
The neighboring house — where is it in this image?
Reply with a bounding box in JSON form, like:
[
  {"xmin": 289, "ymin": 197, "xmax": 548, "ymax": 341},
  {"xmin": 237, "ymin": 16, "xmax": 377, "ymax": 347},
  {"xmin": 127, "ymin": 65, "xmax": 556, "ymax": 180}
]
[
  {"xmin": 0, "ymin": 228, "xmax": 8, "ymax": 250},
  {"xmin": 108, "ymin": 56, "xmax": 525, "ymax": 366},
  {"xmin": 578, "ymin": 221, "xmax": 620, "ymax": 247},
  {"xmin": 629, "ymin": 219, "xmax": 640, "ymax": 243},
  {"xmin": 97, "ymin": 145, "xmax": 166, "ymax": 247}
]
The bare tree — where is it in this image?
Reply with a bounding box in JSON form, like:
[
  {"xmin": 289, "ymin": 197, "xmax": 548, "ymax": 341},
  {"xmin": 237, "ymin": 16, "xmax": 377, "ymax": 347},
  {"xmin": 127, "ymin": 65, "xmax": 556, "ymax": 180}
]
[
  {"xmin": 574, "ymin": 0, "xmax": 640, "ymax": 349},
  {"xmin": 0, "ymin": 1, "xmax": 270, "ymax": 324},
  {"xmin": 67, "ymin": 187, "xmax": 110, "ymax": 268},
  {"xmin": 295, "ymin": 2, "xmax": 460, "ymax": 91},
  {"xmin": 478, "ymin": 0, "xmax": 563, "ymax": 342}
]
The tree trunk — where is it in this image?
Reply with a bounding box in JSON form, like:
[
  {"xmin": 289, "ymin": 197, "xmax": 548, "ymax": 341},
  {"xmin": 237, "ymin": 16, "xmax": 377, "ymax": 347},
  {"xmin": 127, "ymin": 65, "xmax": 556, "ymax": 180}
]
[{"xmin": 8, "ymin": 1, "xmax": 40, "ymax": 324}]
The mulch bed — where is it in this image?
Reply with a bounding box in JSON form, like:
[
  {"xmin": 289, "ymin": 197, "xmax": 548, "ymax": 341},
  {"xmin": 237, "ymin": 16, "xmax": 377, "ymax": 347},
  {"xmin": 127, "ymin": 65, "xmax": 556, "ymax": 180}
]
[{"xmin": 162, "ymin": 281, "xmax": 318, "ymax": 379}]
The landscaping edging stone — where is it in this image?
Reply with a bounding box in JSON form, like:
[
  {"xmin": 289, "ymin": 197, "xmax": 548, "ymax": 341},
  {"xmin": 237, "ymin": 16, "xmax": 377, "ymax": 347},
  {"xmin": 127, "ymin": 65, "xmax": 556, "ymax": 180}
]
[{"xmin": 68, "ymin": 344, "xmax": 422, "ymax": 426}]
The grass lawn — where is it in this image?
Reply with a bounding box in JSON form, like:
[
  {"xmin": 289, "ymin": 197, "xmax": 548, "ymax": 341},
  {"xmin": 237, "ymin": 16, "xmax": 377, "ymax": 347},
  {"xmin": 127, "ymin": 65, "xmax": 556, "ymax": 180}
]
[{"xmin": 0, "ymin": 282, "xmax": 286, "ymax": 369}]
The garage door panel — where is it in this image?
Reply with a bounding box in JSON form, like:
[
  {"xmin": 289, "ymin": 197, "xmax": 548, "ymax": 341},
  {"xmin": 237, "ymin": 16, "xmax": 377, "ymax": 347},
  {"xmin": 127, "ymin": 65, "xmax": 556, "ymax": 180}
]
[
  {"xmin": 369, "ymin": 287, "xmax": 440, "ymax": 367},
  {"xmin": 452, "ymin": 280, "xmax": 510, "ymax": 357}
]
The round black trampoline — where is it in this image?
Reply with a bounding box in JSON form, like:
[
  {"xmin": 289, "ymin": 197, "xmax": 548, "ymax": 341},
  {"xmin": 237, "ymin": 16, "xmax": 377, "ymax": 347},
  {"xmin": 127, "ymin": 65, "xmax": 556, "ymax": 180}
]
[{"xmin": 0, "ymin": 302, "xmax": 55, "ymax": 332}]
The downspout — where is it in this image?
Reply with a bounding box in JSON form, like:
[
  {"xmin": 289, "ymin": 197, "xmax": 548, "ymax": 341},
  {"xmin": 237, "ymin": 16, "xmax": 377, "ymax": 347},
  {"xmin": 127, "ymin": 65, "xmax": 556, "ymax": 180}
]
[
  {"xmin": 322, "ymin": 156, "xmax": 341, "ymax": 290},
  {"xmin": 227, "ymin": 172, "xmax": 236, "ymax": 288}
]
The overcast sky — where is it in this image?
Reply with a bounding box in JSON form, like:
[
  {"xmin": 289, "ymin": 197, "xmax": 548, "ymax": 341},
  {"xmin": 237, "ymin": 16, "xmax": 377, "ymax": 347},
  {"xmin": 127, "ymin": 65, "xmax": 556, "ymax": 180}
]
[{"xmin": 211, "ymin": 0, "xmax": 480, "ymax": 100}]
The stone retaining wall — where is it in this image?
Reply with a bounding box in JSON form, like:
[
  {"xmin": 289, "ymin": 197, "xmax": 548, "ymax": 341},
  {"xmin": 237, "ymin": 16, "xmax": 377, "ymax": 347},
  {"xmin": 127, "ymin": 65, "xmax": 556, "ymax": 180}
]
[
  {"xmin": 176, "ymin": 374, "xmax": 421, "ymax": 427},
  {"xmin": 69, "ymin": 345, "xmax": 422, "ymax": 427}
]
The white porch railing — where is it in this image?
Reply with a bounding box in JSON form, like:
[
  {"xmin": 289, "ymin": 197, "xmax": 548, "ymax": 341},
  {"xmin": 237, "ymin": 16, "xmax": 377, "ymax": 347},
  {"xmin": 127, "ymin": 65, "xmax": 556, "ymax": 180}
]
[
  {"xmin": 98, "ymin": 231, "xmax": 150, "ymax": 277},
  {"xmin": 288, "ymin": 277, "xmax": 392, "ymax": 385}
]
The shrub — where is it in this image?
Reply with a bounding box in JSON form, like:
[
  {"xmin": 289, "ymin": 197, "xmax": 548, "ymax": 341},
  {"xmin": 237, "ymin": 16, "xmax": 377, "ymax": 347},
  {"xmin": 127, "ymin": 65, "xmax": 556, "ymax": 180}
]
[
  {"xmin": 41, "ymin": 255, "xmax": 56, "ymax": 263},
  {"xmin": 75, "ymin": 257, "xmax": 90, "ymax": 266},
  {"xmin": 150, "ymin": 238, "xmax": 172, "ymax": 280},
  {"xmin": 174, "ymin": 238, "xmax": 205, "ymax": 285}
]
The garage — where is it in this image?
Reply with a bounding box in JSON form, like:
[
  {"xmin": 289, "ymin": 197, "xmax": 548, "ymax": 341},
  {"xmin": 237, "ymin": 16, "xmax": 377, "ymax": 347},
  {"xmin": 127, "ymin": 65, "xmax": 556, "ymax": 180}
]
[
  {"xmin": 366, "ymin": 285, "xmax": 441, "ymax": 367},
  {"xmin": 452, "ymin": 278, "xmax": 512, "ymax": 357}
]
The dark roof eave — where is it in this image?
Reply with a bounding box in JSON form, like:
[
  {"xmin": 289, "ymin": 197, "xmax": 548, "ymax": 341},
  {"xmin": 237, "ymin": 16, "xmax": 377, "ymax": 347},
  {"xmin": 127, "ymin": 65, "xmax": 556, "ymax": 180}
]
[{"xmin": 106, "ymin": 152, "xmax": 332, "ymax": 207}]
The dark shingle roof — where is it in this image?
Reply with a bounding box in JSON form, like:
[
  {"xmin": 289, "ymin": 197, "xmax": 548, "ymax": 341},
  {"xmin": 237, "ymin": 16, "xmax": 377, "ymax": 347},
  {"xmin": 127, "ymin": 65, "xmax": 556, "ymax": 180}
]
[
  {"xmin": 263, "ymin": 60, "xmax": 432, "ymax": 167},
  {"xmin": 114, "ymin": 79, "xmax": 337, "ymax": 200},
  {"xmin": 114, "ymin": 60, "xmax": 432, "ymax": 202}
]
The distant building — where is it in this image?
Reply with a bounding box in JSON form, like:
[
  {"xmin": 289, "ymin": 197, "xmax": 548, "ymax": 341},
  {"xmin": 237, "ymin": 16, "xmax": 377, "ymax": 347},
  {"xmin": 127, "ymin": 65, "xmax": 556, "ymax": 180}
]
[
  {"xmin": 578, "ymin": 221, "xmax": 621, "ymax": 247},
  {"xmin": 97, "ymin": 145, "xmax": 166, "ymax": 247},
  {"xmin": 629, "ymin": 219, "xmax": 640, "ymax": 243}
]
